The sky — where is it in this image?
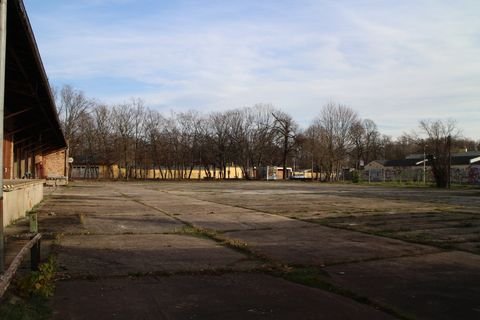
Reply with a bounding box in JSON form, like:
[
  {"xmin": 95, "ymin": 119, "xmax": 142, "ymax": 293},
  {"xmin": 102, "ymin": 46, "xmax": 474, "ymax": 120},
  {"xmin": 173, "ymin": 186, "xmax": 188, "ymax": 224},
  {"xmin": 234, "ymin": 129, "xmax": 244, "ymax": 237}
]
[{"xmin": 23, "ymin": 0, "xmax": 480, "ymax": 139}]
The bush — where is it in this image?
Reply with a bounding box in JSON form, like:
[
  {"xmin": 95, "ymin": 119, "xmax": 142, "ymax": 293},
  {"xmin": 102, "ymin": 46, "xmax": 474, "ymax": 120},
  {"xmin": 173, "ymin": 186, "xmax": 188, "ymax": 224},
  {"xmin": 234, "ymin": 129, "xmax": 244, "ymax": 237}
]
[{"xmin": 16, "ymin": 256, "xmax": 57, "ymax": 298}]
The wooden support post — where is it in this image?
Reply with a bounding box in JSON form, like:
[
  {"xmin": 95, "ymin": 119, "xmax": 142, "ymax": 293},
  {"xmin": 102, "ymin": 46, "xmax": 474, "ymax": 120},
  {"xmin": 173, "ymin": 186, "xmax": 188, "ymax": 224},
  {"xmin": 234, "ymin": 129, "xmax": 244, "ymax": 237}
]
[
  {"xmin": 30, "ymin": 236, "xmax": 40, "ymax": 271},
  {"xmin": 0, "ymin": 0, "xmax": 8, "ymax": 273},
  {"xmin": 29, "ymin": 212, "xmax": 38, "ymax": 233}
]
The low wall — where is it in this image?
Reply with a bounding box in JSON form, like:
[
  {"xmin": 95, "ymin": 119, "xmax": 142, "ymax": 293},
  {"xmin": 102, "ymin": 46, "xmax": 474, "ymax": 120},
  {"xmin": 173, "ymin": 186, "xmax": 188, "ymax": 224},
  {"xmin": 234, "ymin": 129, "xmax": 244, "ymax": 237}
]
[{"xmin": 3, "ymin": 180, "xmax": 44, "ymax": 227}]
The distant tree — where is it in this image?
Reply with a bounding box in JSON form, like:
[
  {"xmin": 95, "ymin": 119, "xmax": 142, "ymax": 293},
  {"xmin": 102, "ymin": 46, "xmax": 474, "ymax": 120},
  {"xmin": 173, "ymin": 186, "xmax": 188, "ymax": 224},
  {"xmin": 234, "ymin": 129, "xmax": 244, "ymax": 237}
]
[
  {"xmin": 247, "ymin": 105, "xmax": 277, "ymax": 178},
  {"xmin": 76, "ymin": 111, "xmax": 97, "ymax": 178},
  {"xmin": 313, "ymin": 103, "xmax": 359, "ymax": 181},
  {"xmin": 225, "ymin": 108, "xmax": 249, "ymax": 178},
  {"xmin": 176, "ymin": 111, "xmax": 203, "ymax": 179},
  {"xmin": 272, "ymin": 110, "xmax": 298, "ymax": 179},
  {"xmin": 130, "ymin": 99, "xmax": 145, "ymax": 178},
  {"xmin": 304, "ymin": 124, "xmax": 324, "ymax": 180},
  {"xmin": 349, "ymin": 119, "xmax": 382, "ymax": 168},
  {"xmin": 382, "ymin": 133, "xmax": 417, "ymax": 160},
  {"xmin": 92, "ymin": 104, "xmax": 115, "ymax": 178},
  {"xmin": 451, "ymin": 138, "xmax": 478, "ymax": 153},
  {"xmin": 350, "ymin": 120, "xmax": 365, "ymax": 169},
  {"xmin": 111, "ymin": 103, "xmax": 134, "ymax": 179},
  {"xmin": 362, "ymin": 119, "xmax": 382, "ymax": 164},
  {"xmin": 418, "ymin": 119, "xmax": 459, "ymax": 188},
  {"xmin": 207, "ymin": 112, "xmax": 229, "ymax": 178},
  {"xmin": 143, "ymin": 109, "xmax": 165, "ymax": 179},
  {"xmin": 54, "ymin": 84, "xmax": 93, "ymax": 156},
  {"xmin": 53, "ymin": 83, "xmax": 480, "ymax": 184}
]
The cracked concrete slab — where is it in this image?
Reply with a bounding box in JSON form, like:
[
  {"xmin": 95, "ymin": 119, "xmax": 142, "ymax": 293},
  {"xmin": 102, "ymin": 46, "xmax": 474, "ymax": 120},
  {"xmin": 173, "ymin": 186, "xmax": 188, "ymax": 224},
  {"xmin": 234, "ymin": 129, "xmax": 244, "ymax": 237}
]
[
  {"xmin": 56, "ymin": 234, "xmax": 258, "ymax": 277},
  {"xmin": 225, "ymin": 225, "xmax": 440, "ymax": 266},
  {"xmin": 25, "ymin": 181, "xmax": 480, "ymax": 320},
  {"xmin": 324, "ymin": 251, "xmax": 480, "ymax": 320},
  {"xmin": 52, "ymin": 274, "xmax": 394, "ymax": 320},
  {"xmin": 132, "ymin": 193, "xmax": 313, "ymax": 231},
  {"xmin": 82, "ymin": 214, "xmax": 182, "ymax": 234}
]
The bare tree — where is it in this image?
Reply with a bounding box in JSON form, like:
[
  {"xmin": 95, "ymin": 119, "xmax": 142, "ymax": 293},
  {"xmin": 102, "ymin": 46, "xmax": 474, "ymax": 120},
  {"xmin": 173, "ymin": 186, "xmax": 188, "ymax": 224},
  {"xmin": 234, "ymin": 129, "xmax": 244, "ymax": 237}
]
[
  {"xmin": 53, "ymin": 84, "xmax": 477, "ymax": 186},
  {"xmin": 272, "ymin": 110, "xmax": 297, "ymax": 179},
  {"xmin": 245, "ymin": 104, "xmax": 277, "ymax": 178},
  {"xmin": 76, "ymin": 112, "xmax": 98, "ymax": 178},
  {"xmin": 351, "ymin": 119, "xmax": 381, "ymax": 168},
  {"xmin": 362, "ymin": 119, "xmax": 381, "ymax": 164},
  {"xmin": 418, "ymin": 119, "xmax": 459, "ymax": 188},
  {"xmin": 144, "ymin": 109, "xmax": 165, "ymax": 179},
  {"xmin": 350, "ymin": 120, "xmax": 365, "ymax": 169},
  {"xmin": 209, "ymin": 112, "xmax": 232, "ymax": 179},
  {"xmin": 112, "ymin": 103, "xmax": 134, "ymax": 179},
  {"xmin": 313, "ymin": 103, "xmax": 359, "ymax": 181},
  {"xmin": 130, "ymin": 99, "xmax": 146, "ymax": 178},
  {"xmin": 55, "ymin": 85, "xmax": 93, "ymax": 158},
  {"xmin": 91, "ymin": 104, "xmax": 115, "ymax": 178},
  {"xmin": 176, "ymin": 111, "xmax": 203, "ymax": 179}
]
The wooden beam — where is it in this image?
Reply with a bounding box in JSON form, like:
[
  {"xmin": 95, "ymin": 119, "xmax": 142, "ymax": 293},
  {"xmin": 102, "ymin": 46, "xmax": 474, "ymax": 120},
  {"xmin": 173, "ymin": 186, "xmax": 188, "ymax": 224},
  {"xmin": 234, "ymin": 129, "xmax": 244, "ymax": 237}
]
[
  {"xmin": 8, "ymin": 122, "xmax": 36, "ymax": 134},
  {"xmin": 4, "ymin": 106, "xmax": 32, "ymax": 119},
  {"xmin": 6, "ymin": 46, "xmax": 65, "ymax": 148},
  {"xmin": 6, "ymin": 84, "xmax": 35, "ymax": 97},
  {"xmin": 11, "ymin": 136, "xmax": 32, "ymax": 145}
]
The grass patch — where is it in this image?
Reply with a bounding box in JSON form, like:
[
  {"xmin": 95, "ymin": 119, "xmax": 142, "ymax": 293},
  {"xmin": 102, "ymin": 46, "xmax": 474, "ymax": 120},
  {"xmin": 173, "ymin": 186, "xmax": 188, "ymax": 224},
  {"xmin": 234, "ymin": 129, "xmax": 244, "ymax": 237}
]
[
  {"xmin": 176, "ymin": 226, "xmax": 218, "ymax": 239},
  {"xmin": 0, "ymin": 256, "xmax": 58, "ymax": 320},
  {"xmin": 175, "ymin": 226, "xmax": 275, "ymax": 265},
  {"xmin": 281, "ymin": 266, "xmax": 328, "ymax": 288},
  {"xmin": 0, "ymin": 294, "xmax": 52, "ymax": 320},
  {"xmin": 15, "ymin": 256, "xmax": 57, "ymax": 299}
]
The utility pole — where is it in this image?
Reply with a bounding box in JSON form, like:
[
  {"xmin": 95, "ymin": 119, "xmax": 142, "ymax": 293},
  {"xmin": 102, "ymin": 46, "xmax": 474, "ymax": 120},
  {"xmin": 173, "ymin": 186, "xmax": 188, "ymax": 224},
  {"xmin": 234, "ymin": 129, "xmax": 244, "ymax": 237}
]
[
  {"xmin": 447, "ymin": 135, "xmax": 451, "ymax": 189},
  {"xmin": 0, "ymin": 0, "xmax": 7, "ymax": 272},
  {"xmin": 423, "ymin": 144, "xmax": 427, "ymax": 185}
]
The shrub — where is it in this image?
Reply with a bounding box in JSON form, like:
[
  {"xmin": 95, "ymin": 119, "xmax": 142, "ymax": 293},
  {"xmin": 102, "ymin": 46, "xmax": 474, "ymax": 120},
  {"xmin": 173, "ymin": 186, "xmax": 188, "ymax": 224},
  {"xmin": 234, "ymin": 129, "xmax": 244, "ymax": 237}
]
[{"xmin": 16, "ymin": 256, "xmax": 57, "ymax": 298}]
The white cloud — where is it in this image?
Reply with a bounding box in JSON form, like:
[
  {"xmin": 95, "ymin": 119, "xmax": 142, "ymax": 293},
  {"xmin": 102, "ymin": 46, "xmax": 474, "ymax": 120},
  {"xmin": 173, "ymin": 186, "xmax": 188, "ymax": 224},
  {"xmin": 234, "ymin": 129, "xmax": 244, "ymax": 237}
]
[{"xmin": 25, "ymin": 0, "xmax": 480, "ymax": 139}]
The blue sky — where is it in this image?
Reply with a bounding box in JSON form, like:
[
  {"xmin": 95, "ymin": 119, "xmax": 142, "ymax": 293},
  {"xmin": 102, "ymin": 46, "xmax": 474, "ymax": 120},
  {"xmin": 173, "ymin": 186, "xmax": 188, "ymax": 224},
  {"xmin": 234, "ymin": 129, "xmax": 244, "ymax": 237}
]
[{"xmin": 24, "ymin": 0, "xmax": 480, "ymax": 139}]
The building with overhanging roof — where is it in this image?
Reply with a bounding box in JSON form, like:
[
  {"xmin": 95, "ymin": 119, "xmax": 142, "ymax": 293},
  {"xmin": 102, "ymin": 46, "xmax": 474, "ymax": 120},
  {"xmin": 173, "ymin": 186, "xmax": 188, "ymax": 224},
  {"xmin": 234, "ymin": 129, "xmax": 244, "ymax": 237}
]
[
  {"xmin": 1, "ymin": 0, "xmax": 68, "ymax": 270},
  {"xmin": 4, "ymin": 0, "xmax": 67, "ymax": 180}
]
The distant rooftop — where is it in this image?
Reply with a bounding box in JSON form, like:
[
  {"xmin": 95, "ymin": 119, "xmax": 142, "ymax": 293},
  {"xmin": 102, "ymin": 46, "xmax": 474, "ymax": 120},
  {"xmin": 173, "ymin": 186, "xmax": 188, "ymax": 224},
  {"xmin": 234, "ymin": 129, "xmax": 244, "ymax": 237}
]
[{"xmin": 406, "ymin": 151, "xmax": 480, "ymax": 160}]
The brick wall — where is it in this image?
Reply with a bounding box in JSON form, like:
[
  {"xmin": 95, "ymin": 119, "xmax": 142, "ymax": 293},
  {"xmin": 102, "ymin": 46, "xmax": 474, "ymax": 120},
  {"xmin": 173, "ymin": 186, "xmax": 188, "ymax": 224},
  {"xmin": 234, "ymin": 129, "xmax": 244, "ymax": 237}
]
[
  {"xmin": 3, "ymin": 135, "xmax": 13, "ymax": 179},
  {"xmin": 43, "ymin": 149, "xmax": 68, "ymax": 177}
]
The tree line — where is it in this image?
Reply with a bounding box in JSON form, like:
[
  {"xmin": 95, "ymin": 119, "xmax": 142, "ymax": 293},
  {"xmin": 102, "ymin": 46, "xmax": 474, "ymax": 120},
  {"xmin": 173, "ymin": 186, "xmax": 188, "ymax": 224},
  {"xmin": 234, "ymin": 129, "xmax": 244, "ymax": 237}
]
[{"xmin": 55, "ymin": 85, "xmax": 479, "ymax": 185}]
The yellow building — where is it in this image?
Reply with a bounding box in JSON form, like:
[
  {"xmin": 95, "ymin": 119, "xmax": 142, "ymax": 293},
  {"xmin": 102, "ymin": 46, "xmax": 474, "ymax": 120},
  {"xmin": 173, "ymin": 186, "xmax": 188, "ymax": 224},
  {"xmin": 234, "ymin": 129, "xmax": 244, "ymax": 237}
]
[{"xmin": 71, "ymin": 164, "xmax": 245, "ymax": 180}]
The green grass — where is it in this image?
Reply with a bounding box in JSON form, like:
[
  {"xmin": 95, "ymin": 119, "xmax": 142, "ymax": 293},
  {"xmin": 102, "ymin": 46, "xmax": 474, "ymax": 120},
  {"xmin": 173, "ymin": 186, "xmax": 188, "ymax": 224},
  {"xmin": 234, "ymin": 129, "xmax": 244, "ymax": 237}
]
[
  {"xmin": 176, "ymin": 226, "xmax": 268, "ymax": 259},
  {"xmin": 0, "ymin": 256, "xmax": 58, "ymax": 320},
  {"xmin": 281, "ymin": 266, "xmax": 329, "ymax": 288},
  {"xmin": 0, "ymin": 294, "xmax": 52, "ymax": 320}
]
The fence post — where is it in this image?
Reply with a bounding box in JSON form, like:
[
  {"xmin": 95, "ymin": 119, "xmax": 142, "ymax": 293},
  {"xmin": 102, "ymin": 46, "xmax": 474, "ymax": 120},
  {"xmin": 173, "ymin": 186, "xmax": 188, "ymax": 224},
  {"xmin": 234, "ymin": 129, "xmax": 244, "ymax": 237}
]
[
  {"xmin": 30, "ymin": 235, "xmax": 40, "ymax": 271},
  {"xmin": 29, "ymin": 212, "xmax": 40, "ymax": 270},
  {"xmin": 29, "ymin": 212, "xmax": 38, "ymax": 233}
]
